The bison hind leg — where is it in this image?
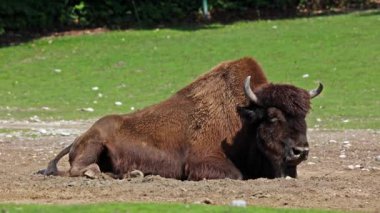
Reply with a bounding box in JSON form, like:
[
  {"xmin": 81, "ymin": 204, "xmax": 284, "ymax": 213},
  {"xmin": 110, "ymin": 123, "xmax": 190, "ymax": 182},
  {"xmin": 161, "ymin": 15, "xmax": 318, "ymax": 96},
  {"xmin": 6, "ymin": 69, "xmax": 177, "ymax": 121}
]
[
  {"xmin": 69, "ymin": 162, "xmax": 101, "ymax": 178},
  {"xmin": 82, "ymin": 163, "xmax": 102, "ymax": 179}
]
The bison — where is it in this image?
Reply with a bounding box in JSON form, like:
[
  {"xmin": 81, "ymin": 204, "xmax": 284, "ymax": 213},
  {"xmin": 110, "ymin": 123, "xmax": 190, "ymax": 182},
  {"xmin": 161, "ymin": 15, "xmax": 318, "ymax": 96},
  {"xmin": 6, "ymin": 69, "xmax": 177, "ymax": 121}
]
[{"xmin": 38, "ymin": 57, "xmax": 322, "ymax": 180}]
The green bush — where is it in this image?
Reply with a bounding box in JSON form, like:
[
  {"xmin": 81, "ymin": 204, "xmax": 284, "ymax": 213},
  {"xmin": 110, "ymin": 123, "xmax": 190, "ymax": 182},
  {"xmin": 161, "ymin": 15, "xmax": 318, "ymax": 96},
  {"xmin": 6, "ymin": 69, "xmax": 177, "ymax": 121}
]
[
  {"xmin": 209, "ymin": 0, "xmax": 301, "ymax": 20},
  {"xmin": 297, "ymin": 0, "xmax": 375, "ymax": 13},
  {"xmin": 134, "ymin": 1, "xmax": 200, "ymax": 25},
  {"xmin": 0, "ymin": 0, "xmax": 69, "ymax": 31},
  {"xmin": 0, "ymin": 0, "xmax": 375, "ymax": 33},
  {"xmin": 211, "ymin": 0, "xmax": 300, "ymax": 13}
]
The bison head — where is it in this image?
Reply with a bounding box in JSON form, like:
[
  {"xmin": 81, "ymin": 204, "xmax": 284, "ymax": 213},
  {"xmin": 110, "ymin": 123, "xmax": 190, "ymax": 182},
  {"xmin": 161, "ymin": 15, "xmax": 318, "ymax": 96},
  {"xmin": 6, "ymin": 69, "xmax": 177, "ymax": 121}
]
[{"xmin": 239, "ymin": 76, "xmax": 323, "ymax": 178}]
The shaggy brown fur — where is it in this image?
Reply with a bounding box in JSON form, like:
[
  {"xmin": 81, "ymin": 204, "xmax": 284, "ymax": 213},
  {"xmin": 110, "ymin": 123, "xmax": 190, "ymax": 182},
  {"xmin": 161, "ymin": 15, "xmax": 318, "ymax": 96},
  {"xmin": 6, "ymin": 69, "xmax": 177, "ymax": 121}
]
[
  {"xmin": 255, "ymin": 84, "xmax": 311, "ymax": 116},
  {"xmin": 38, "ymin": 57, "xmax": 270, "ymax": 180}
]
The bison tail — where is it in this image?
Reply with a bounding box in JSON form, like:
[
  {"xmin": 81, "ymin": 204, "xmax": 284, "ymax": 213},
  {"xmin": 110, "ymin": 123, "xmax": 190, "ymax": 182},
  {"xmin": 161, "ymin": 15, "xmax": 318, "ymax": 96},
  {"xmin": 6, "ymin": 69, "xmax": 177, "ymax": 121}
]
[{"xmin": 37, "ymin": 143, "xmax": 72, "ymax": 176}]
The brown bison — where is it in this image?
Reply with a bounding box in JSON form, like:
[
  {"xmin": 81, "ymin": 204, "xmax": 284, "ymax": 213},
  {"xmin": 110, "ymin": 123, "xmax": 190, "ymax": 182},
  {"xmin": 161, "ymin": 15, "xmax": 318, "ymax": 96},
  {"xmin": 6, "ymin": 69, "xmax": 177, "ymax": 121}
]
[{"xmin": 38, "ymin": 57, "xmax": 322, "ymax": 180}]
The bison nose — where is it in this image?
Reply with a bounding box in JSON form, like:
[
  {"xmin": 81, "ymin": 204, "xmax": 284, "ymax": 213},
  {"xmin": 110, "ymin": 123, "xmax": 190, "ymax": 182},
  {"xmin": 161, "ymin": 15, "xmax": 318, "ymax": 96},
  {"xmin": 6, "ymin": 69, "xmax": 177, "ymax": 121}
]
[{"xmin": 292, "ymin": 147, "xmax": 309, "ymax": 160}]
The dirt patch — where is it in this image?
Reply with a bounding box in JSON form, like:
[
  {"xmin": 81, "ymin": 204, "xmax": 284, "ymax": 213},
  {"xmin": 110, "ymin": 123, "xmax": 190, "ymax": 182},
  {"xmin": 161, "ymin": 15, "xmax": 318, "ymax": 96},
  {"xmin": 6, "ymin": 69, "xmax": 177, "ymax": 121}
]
[{"xmin": 0, "ymin": 120, "xmax": 379, "ymax": 212}]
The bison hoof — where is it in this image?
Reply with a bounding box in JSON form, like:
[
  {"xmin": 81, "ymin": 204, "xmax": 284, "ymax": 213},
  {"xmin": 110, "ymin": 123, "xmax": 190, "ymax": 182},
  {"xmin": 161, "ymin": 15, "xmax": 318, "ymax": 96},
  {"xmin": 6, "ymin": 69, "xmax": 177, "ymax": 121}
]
[
  {"xmin": 84, "ymin": 170, "xmax": 98, "ymax": 179},
  {"xmin": 129, "ymin": 170, "xmax": 144, "ymax": 178}
]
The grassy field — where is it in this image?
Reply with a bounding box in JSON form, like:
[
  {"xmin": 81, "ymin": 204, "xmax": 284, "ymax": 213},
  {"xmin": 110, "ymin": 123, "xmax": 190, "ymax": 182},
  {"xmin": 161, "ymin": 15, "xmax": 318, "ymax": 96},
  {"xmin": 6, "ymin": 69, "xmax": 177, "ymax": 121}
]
[
  {"xmin": 0, "ymin": 203, "xmax": 340, "ymax": 213},
  {"xmin": 0, "ymin": 11, "xmax": 379, "ymax": 128}
]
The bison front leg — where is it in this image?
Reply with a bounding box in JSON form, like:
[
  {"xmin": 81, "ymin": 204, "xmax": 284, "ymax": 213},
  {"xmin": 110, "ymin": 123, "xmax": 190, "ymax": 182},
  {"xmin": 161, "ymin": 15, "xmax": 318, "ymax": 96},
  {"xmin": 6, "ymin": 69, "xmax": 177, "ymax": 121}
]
[{"xmin": 185, "ymin": 157, "xmax": 242, "ymax": 181}]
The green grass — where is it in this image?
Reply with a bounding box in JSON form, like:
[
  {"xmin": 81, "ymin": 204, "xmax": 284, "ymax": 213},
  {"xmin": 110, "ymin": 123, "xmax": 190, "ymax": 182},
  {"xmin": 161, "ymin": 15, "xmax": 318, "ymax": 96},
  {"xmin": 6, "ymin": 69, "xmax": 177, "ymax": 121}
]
[
  {"xmin": 0, "ymin": 128, "xmax": 25, "ymax": 134},
  {"xmin": 0, "ymin": 203, "xmax": 341, "ymax": 213},
  {"xmin": 0, "ymin": 11, "xmax": 379, "ymax": 129}
]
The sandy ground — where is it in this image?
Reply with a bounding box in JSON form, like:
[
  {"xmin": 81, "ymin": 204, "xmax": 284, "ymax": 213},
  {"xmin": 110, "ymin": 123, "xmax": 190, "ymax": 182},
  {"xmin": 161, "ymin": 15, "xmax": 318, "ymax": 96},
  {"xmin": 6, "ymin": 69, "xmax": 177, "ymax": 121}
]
[{"xmin": 0, "ymin": 119, "xmax": 379, "ymax": 212}]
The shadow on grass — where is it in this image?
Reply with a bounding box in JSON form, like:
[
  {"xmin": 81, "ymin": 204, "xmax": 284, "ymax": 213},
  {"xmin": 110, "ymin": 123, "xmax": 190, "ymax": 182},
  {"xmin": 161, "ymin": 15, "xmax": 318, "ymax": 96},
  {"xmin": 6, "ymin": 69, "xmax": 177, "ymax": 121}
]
[
  {"xmin": 0, "ymin": 24, "xmax": 223, "ymax": 48},
  {"xmin": 355, "ymin": 9, "xmax": 380, "ymax": 16},
  {"xmin": 1, "ymin": 8, "xmax": 378, "ymax": 48}
]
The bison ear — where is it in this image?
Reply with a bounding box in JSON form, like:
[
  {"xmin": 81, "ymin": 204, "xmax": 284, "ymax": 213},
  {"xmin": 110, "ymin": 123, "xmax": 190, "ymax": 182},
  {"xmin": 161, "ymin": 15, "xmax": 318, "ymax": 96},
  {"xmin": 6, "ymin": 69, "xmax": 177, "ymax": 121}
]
[{"xmin": 237, "ymin": 106, "xmax": 265, "ymax": 124}]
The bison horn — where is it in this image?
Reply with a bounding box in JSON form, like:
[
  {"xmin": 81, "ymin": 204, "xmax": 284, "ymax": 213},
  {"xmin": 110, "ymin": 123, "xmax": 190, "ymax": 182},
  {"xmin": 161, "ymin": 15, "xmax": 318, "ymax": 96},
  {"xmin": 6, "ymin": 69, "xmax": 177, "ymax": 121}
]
[
  {"xmin": 309, "ymin": 82, "xmax": 324, "ymax": 99},
  {"xmin": 244, "ymin": 76, "xmax": 259, "ymax": 104}
]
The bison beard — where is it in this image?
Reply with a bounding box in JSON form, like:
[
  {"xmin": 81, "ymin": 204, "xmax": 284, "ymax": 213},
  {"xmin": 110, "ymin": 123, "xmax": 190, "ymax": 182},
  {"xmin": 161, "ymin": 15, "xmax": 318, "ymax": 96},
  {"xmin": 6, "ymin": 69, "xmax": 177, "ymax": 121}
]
[{"xmin": 38, "ymin": 57, "xmax": 322, "ymax": 180}]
